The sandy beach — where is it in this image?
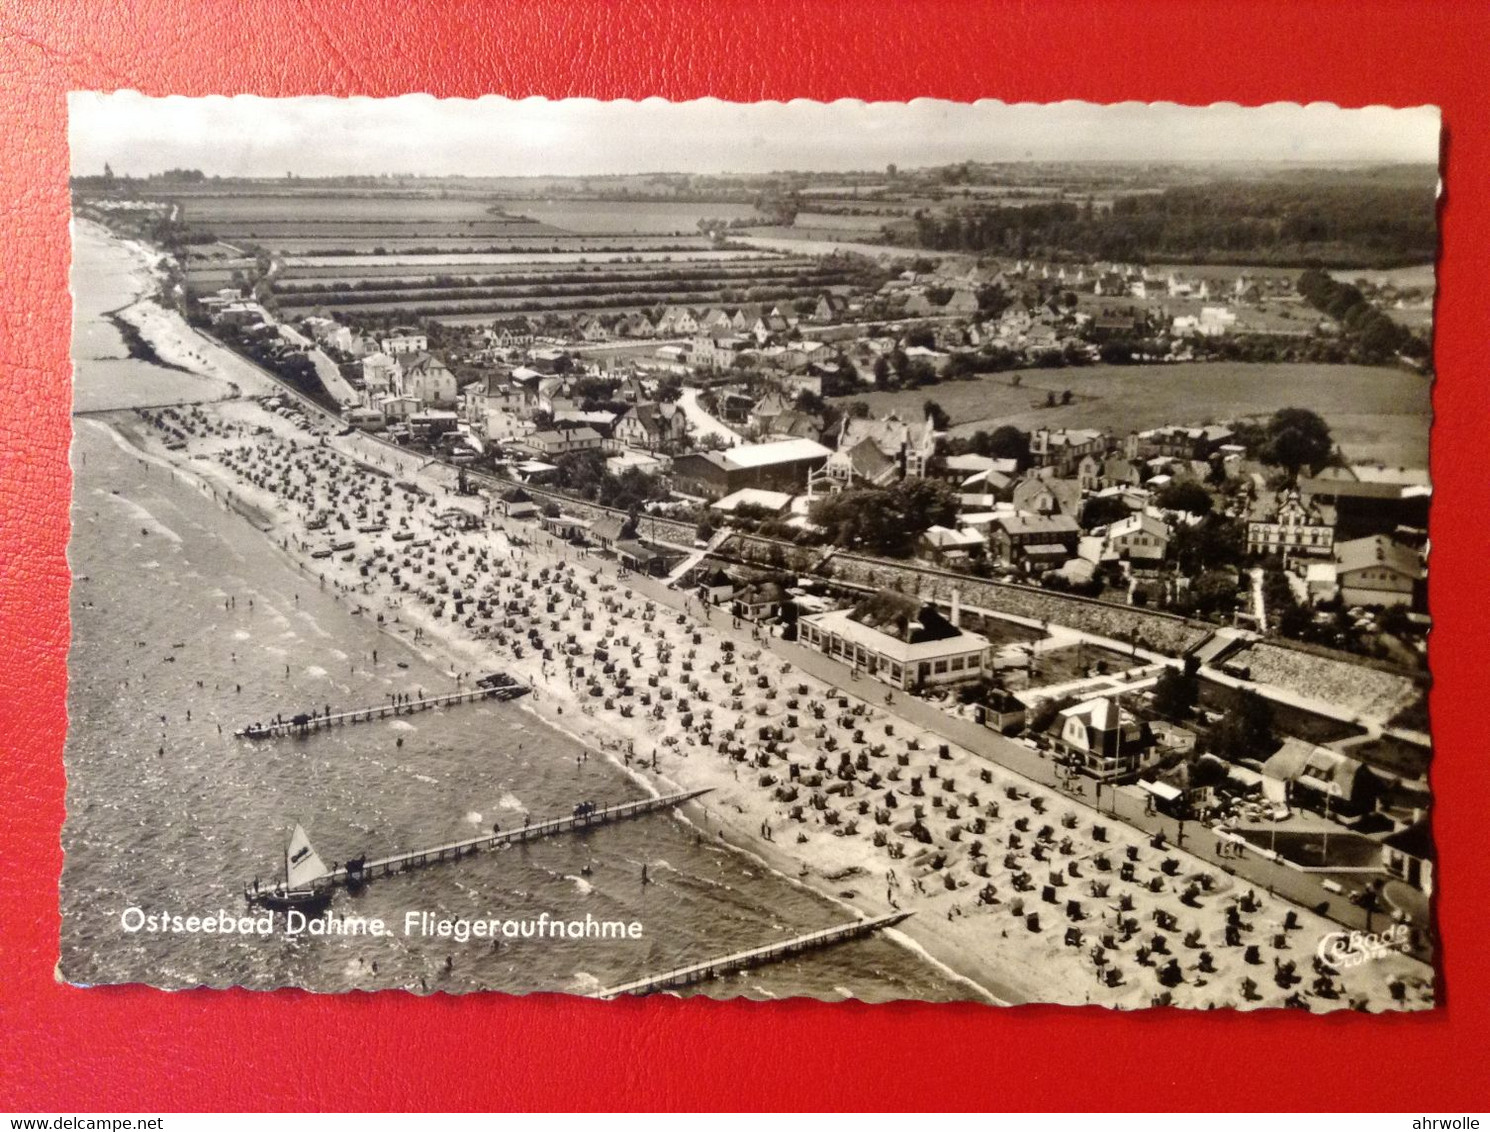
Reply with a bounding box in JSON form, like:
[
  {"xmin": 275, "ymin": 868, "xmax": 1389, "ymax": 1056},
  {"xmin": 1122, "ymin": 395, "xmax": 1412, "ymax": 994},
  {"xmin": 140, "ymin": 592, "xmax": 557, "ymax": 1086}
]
[{"xmin": 78, "ymin": 225, "xmax": 1435, "ymax": 1011}]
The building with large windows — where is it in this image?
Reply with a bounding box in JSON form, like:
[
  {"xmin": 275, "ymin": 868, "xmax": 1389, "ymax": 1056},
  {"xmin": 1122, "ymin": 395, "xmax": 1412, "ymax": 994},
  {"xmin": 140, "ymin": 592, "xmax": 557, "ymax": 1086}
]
[
  {"xmin": 798, "ymin": 591, "xmax": 992, "ymax": 691},
  {"xmin": 1245, "ymin": 490, "xmax": 1335, "ymax": 558}
]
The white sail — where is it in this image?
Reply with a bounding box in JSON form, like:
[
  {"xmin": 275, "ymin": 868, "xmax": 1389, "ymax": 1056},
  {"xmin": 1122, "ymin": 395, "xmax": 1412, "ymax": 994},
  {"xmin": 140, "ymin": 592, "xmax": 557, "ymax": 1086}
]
[{"xmin": 285, "ymin": 824, "xmax": 328, "ymax": 888}]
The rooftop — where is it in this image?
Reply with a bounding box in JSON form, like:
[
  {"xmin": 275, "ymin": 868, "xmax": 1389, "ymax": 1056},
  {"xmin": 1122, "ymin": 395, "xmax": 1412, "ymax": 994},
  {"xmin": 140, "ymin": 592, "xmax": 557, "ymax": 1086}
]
[
  {"xmin": 712, "ymin": 488, "xmax": 794, "ymax": 514},
  {"xmin": 1335, "ymin": 535, "xmax": 1424, "ymax": 579},
  {"xmin": 723, "ymin": 438, "xmax": 832, "ymax": 470},
  {"xmin": 804, "ymin": 606, "xmax": 992, "ymax": 665}
]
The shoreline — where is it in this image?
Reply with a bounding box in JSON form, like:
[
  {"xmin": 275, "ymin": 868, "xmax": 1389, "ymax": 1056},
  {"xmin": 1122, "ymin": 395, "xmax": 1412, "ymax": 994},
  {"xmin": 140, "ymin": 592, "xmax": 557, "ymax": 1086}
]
[{"xmin": 76, "ymin": 220, "xmax": 1436, "ymax": 1012}]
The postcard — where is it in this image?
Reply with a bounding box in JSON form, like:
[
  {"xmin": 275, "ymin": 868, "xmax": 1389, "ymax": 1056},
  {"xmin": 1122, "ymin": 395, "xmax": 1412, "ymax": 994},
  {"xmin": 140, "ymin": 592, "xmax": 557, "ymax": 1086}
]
[{"xmin": 62, "ymin": 94, "xmax": 1437, "ymax": 1009}]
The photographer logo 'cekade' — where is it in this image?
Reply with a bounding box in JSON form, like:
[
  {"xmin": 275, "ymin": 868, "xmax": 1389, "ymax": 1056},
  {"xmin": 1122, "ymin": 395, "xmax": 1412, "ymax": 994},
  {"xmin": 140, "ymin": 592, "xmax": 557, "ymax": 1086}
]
[{"xmin": 62, "ymin": 93, "xmax": 1437, "ymax": 1009}]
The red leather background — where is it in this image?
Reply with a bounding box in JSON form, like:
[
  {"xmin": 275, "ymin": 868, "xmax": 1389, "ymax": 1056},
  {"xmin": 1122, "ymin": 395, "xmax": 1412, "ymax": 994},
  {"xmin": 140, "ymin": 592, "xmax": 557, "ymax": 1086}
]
[{"xmin": 3, "ymin": 0, "xmax": 1488, "ymax": 1112}]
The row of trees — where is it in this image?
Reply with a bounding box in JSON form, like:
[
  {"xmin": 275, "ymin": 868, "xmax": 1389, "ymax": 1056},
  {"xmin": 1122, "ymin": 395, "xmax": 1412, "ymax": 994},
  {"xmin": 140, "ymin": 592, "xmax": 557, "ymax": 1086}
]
[
  {"xmin": 1295, "ymin": 268, "xmax": 1431, "ymax": 365},
  {"xmin": 888, "ymin": 177, "xmax": 1437, "ymax": 267}
]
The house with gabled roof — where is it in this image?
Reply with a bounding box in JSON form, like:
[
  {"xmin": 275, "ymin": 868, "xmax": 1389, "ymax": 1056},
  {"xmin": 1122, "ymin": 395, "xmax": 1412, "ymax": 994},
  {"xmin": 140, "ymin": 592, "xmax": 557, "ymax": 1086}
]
[
  {"xmin": 987, "ymin": 512, "xmax": 1081, "ymax": 569},
  {"xmin": 811, "ymin": 293, "xmax": 849, "ymax": 323},
  {"xmin": 1106, "ymin": 511, "xmax": 1171, "ymax": 564},
  {"xmin": 1335, "ymin": 535, "xmax": 1424, "ymax": 608},
  {"xmin": 1262, "ymin": 738, "xmax": 1379, "ymax": 818},
  {"xmin": 613, "ymin": 401, "xmax": 688, "ymax": 453},
  {"xmin": 1052, "ymin": 697, "xmax": 1153, "ymax": 780},
  {"xmin": 575, "ymin": 315, "xmax": 609, "ymax": 342},
  {"xmin": 748, "ymin": 390, "xmax": 793, "ymax": 435},
  {"xmin": 1030, "ymin": 427, "xmax": 1107, "ymax": 476},
  {"xmin": 654, "ymin": 306, "xmax": 698, "ymax": 336},
  {"xmin": 398, "ymin": 352, "xmax": 458, "ymax": 409},
  {"xmin": 1012, "ymin": 474, "xmax": 1082, "ymax": 520},
  {"xmin": 943, "ymin": 288, "xmax": 980, "ymax": 317},
  {"xmin": 487, "ymin": 319, "xmax": 534, "ymax": 348},
  {"xmin": 615, "ymin": 311, "xmax": 656, "ymax": 339},
  {"xmin": 698, "ymin": 308, "xmax": 734, "ymax": 335},
  {"xmin": 1246, "ymin": 491, "xmax": 1335, "ymax": 559}
]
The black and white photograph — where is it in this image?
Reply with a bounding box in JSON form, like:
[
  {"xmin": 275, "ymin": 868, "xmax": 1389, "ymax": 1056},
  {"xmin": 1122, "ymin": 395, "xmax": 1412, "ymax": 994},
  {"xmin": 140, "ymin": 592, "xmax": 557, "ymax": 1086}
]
[{"xmin": 63, "ymin": 94, "xmax": 1438, "ymax": 1010}]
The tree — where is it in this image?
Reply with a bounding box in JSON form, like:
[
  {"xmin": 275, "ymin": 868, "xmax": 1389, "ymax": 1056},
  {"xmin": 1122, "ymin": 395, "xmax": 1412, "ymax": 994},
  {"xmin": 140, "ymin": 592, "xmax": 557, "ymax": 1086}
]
[
  {"xmin": 808, "ymin": 478, "xmax": 959, "ymax": 557},
  {"xmin": 1208, "ymin": 690, "xmax": 1276, "ymax": 762},
  {"xmin": 922, "ymin": 399, "xmax": 951, "ymax": 431},
  {"xmin": 1186, "ymin": 569, "xmax": 1242, "ymax": 618},
  {"xmin": 1081, "ymin": 494, "xmax": 1131, "ymax": 531},
  {"xmin": 1153, "ymin": 657, "xmax": 1200, "ymax": 720},
  {"xmin": 1264, "ymin": 408, "xmax": 1333, "ymax": 477},
  {"xmin": 1171, "ymin": 515, "xmax": 1245, "ymax": 574},
  {"xmin": 1156, "ymin": 480, "xmax": 1214, "ymax": 517},
  {"xmin": 968, "ymin": 424, "xmax": 1030, "ymax": 467}
]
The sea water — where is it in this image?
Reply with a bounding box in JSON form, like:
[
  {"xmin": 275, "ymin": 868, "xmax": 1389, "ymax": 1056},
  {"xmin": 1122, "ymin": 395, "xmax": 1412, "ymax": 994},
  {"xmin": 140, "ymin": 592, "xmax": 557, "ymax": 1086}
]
[{"xmin": 60, "ymin": 229, "xmax": 973, "ymax": 1003}]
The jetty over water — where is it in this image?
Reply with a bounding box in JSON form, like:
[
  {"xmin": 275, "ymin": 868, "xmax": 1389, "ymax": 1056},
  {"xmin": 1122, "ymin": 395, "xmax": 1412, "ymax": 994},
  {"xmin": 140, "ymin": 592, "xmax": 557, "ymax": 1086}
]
[
  {"xmin": 595, "ymin": 911, "xmax": 913, "ymax": 998},
  {"xmin": 235, "ymin": 677, "xmax": 528, "ymax": 739},
  {"xmin": 282, "ymin": 788, "xmax": 713, "ymax": 892}
]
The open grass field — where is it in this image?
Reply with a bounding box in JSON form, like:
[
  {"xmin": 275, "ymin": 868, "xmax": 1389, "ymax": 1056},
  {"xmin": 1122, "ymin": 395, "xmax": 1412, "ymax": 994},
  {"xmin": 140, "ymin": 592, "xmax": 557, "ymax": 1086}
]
[{"xmin": 844, "ymin": 361, "xmax": 1431, "ymax": 467}]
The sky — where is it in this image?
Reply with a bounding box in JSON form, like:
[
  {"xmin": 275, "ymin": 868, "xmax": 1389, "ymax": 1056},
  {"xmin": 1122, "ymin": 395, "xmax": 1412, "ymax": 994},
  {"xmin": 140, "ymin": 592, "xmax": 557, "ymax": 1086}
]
[{"xmin": 68, "ymin": 93, "xmax": 1441, "ymax": 178}]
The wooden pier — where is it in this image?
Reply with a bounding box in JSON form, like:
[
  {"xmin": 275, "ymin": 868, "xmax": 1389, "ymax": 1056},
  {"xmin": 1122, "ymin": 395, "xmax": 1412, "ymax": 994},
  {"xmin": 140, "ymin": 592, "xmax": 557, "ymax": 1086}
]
[
  {"xmin": 595, "ymin": 911, "xmax": 913, "ymax": 998},
  {"xmin": 235, "ymin": 678, "xmax": 528, "ymax": 739},
  {"xmin": 261, "ymin": 788, "xmax": 714, "ymax": 894}
]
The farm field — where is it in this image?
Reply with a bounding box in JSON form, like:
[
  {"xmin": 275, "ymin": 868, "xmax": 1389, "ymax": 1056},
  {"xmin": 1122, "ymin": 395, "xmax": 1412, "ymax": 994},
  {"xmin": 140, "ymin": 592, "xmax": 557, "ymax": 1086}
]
[
  {"xmin": 163, "ymin": 193, "xmax": 512, "ymax": 222},
  {"xmin": 178, "ymin": 188, "xmax": 881, "ymax": 328},
  {"xmin": 735, "ymin": 231, "xmax": 971, "ymax": 260},
  {"xmin": 281, "ymin": 248, "xmax": 775, "ymax": 270},
  {"xmin": 844, "ymin": 362, "xmax": 1431, "ymax": 467},
  {"xmin": 512, "ymin": 199, "xmax": 762, "ymax": 234},
  {"xmin": 270, "ymin": 250, "xmax": 855, "ymax": 321},
  {"xmin": 261, "ymin": 234, "xmax": 725, "ymax": 257}
]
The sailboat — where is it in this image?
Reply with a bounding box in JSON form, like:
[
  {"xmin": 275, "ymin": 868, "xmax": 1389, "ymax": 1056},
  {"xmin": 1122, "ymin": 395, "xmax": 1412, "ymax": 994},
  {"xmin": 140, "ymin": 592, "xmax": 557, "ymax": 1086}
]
[{"xmin": 245, "ymin": 824, "xmax": 333, "ymax": 914}]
